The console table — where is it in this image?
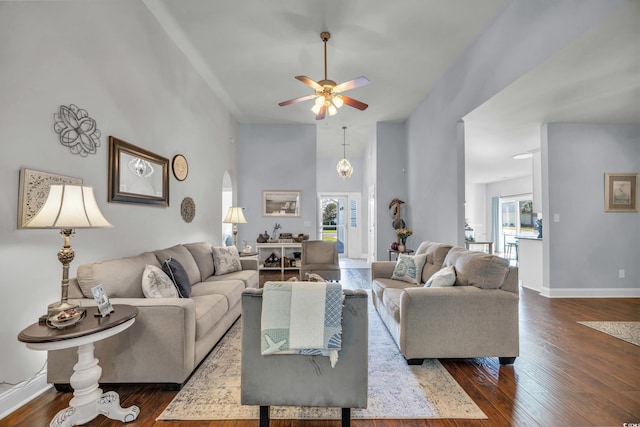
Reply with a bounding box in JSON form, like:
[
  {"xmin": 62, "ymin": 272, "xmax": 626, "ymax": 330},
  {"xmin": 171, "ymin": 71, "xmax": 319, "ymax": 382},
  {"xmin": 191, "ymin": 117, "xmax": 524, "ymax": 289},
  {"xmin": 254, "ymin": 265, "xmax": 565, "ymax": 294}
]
[
  {"xmin": 387, "ymin": 248, "xmax": 414, "ymax": 260},
  {"xmin": 465, "ymin": 241, "xmax": 494, "ymax": 254},
  {"xmin": 18, "ymin": 305, "xmax": 140, "ymax": 427}
]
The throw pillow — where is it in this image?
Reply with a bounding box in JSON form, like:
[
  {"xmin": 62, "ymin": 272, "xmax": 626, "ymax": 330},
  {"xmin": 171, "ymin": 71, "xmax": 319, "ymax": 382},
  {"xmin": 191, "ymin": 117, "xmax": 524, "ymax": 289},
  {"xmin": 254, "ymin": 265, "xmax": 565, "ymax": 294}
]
[
  {"xmin": 142, "ymin": 265, "xmax": 179, "ymax": 298},
  {"xmin": 212, "ymin": 246, "xmax": 242, "ymax": 276},
  {"xmin": 391, "ymin": 253, "xmax": 428, "ymax": 285},
  {"xmin": 425, "ymin": 266, "xmax": 456, "ymax": 287},
  {"xmin": 162, "ymin": 258, "xmax": 192, "ymax": 298}
]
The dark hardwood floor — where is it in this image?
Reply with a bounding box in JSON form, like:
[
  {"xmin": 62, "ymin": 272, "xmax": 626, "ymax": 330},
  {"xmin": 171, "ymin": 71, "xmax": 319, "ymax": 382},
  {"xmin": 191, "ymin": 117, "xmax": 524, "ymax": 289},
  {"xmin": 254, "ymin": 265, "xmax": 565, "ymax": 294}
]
[{"xmin": 4, "ymin": 267, "xmax": 639, "ymax": 427}]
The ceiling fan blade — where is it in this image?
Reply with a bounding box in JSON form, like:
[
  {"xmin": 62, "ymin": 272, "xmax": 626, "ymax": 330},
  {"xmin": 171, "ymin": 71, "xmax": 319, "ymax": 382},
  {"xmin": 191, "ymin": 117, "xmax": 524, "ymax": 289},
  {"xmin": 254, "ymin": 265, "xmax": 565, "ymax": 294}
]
[
  {"xmin": 334, "ymin": 76, "xmax": 370, "ymax": 93},
  {"xmin": 295, "ymin": 76, "xmax": 323, "ymax": 91},
  {"xmin": 315, "ymin": 104, "xmax": 327, "ymax": 120},
  {"xmin": 341, "ymin": 95, "xmax": 368, "ymax": 111},
  {"xmin": 278, "ymin": 94, "xmax": 317, "ymax": 107}
]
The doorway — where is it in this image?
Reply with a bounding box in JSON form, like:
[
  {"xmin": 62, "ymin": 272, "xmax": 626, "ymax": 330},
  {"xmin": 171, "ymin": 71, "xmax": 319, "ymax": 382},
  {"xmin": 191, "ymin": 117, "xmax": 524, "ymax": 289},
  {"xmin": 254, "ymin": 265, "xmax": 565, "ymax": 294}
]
[{"xmin": 318, "ymin": 192, "xmax": 361, "ymax": 258}]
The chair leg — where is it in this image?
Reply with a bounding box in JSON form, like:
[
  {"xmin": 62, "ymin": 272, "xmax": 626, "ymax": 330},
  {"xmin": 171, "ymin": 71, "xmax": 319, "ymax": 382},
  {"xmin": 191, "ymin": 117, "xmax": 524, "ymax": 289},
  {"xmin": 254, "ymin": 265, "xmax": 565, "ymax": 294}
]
[
  {"xmin": 341, "ymin": 408, "xmax": 351, "ymax": 427},
  {"xmin": 260, "ymin": 406, "xmax": 269, "ymax": 427}
]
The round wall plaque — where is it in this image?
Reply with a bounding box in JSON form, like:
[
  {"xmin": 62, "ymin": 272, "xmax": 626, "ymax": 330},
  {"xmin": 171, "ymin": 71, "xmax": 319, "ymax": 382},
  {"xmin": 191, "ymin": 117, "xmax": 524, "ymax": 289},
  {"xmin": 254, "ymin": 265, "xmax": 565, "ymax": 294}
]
[
  {"xmin": 172, "ymin": 154, "xmax": 188, "ymax": 181},
  {"xmin": 181, "ymin": 197, "xmax": 196, "ymax": 223}
]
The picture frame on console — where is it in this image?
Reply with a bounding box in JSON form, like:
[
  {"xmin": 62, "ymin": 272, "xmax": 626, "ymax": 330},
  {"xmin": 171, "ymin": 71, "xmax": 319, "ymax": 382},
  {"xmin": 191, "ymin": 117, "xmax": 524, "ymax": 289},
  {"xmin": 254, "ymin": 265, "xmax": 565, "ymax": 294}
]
[
  {"xmin": 108, "ymin": 136, "xmax": 169, "ymax": 207},
  {"xmin": 262, "ymin": 190, "xmax": 301, "ymax": 217},
  {"xmin": 604, "ymin": 172, "xmax": 637, "ymax": 213}
]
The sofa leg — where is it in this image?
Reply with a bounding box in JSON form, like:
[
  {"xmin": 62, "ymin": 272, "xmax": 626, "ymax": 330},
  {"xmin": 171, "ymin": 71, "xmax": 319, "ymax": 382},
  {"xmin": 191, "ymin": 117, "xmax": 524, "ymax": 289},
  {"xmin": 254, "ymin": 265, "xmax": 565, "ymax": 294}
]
[
  {"xmin": 260, "ymin": 405, "xmax": 269, "ymax": 427},
  {"xmin": 341, "ymin": 407, "xmax": 350, "ymax": 427},
  {"xmin": 406, "ymin": 358, "xmax": 424, "ymax": 365},
  {"xmin": 499, "ymin": 357, "xmax": 516, "ymax": 365}
]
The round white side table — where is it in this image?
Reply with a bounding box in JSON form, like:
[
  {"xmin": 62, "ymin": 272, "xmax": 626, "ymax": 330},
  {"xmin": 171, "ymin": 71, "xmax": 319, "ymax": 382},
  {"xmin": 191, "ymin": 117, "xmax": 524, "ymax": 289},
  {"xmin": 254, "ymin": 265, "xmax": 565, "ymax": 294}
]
[{"xmin": 18, "ymin": 305, "xmax": 140, "ymax": 427}]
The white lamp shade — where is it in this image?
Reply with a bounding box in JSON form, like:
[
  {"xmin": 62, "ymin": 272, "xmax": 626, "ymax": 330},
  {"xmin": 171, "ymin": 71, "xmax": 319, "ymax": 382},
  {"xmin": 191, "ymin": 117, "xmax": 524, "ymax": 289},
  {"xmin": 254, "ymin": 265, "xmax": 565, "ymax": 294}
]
[
  {"xmin": 223, "ymin": 207, "xmax": 247, "ymax": 224},
  {"xmin": 25, "ymin": 184, "xmax": 112, "ymax": 228}
]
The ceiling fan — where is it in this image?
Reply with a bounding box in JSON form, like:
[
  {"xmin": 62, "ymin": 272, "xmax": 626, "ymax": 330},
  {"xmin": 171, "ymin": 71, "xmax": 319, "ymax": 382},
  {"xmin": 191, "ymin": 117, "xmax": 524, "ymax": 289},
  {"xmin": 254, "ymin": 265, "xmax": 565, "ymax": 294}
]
[{"xmin": 278, "ymin": 32, "xmax": 369, "ymax": 120}]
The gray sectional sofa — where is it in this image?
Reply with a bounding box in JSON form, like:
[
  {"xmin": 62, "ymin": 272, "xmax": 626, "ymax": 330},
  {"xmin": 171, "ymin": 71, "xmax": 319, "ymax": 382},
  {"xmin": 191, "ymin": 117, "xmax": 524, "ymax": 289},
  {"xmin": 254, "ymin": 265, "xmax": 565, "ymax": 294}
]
[
  {"xmin": 372, "ymin": 240, "xmax": 519, "ymax": 364},
  {"xmin": 47, "ymin": 242, "xmax": 258, "ymax": 389}
]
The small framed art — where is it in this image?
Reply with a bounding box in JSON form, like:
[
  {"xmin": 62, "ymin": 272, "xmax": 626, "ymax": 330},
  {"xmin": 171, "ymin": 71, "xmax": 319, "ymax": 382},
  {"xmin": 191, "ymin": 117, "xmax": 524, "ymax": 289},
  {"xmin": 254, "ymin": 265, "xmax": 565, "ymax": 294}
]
[
  {"xmin": 604, "ymin": 173, "xmax": 638, "ymax": 212},
  {"xmin": 262, "ymin": 190, "xmax": 301, "ymax": 217}
]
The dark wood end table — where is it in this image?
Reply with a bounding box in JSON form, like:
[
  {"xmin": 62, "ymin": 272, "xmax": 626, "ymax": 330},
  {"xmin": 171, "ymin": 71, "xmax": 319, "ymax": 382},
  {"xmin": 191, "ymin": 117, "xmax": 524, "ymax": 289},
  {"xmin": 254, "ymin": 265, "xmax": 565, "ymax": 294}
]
[{"xmin": 18, "ymin": 304, "xmax": 140, "ymax": 427}]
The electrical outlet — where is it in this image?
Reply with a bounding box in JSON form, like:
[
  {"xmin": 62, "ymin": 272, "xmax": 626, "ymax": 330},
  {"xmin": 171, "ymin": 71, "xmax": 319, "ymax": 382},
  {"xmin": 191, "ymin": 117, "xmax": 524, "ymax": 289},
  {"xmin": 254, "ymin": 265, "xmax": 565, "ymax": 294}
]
[{"xmin": 619, "ymin": 269, "xmax": 625, "ymax": 279}]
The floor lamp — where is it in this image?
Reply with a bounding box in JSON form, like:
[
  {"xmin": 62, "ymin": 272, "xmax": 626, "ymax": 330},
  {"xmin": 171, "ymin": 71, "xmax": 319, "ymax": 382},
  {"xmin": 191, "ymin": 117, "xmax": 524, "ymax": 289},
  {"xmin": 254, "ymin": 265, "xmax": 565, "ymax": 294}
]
[
  {"xmin": 24, "ymin": 184, "xmax": 112, "ymax": 316},
  {"xmin": 223, "ymin": 207, "xmax": 246, "ymax": 248}
]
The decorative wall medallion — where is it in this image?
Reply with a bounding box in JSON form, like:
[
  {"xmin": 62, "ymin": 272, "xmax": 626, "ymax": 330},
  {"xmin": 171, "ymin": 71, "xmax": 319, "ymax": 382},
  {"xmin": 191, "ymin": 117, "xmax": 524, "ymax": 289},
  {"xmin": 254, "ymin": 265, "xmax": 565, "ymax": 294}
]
[
  {"xmin": 53, "ymin": 104, "xmax": 101, "ymax": 157},
  {"xmin": 181, "ymin": 197, "xmax": 196, "ymax": 223},
  {"xmin": 17, "ymin": 168, "xmax": 83, "ymax": 229},
  {"xmin": 172, "ymin": 154, "xmax": 189, "ymax": 181}
]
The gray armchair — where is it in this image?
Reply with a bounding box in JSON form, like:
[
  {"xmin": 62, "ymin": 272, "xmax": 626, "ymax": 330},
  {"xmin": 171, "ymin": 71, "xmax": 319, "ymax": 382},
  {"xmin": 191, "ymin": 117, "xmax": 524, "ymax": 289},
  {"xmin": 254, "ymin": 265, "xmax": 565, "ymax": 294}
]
[
  {"xmin": 300, "ymin": 240, "xmax": 341, "ymax": 281},
  {"xmin": 240, "ymin": 288, "xmax": 368, "ymax": 426}
]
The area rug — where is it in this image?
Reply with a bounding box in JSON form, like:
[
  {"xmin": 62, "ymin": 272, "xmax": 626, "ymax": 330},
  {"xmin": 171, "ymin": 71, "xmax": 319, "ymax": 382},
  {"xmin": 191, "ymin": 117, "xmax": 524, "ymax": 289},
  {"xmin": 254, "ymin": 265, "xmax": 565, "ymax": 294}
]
[
  {"xmin": 577, "ymin": 321, "xmax": 640, "ymax": 346},
  {"xmin": 157, "ymin": 299, "xmax": 487, "ymax": 420}
]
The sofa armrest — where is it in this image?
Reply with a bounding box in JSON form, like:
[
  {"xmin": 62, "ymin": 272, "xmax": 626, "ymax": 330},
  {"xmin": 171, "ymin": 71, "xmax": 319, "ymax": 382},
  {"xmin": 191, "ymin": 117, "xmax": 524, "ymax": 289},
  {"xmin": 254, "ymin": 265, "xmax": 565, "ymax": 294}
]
[
  {"xmin": 241, "ymin": 258, "xmax": 259, "ymax": 271},
  {"xmin": 49, "ymin": 297, "xmax": 198, "ymax": 385},
  {"xmin": 371, "ymin": 261, "xmax": 396, "ymax": 280},
  {"xmin": 398, "ymin": 286, "xmax": 519, "ymax": 359}
]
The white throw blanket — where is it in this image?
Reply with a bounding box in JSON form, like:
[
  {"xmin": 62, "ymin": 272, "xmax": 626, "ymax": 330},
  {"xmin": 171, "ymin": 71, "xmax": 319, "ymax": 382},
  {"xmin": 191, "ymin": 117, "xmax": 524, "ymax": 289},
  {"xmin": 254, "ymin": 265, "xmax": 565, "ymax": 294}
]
[{"xmin": 261, "ymin": 281, "xmax": 344, "ymax": 367}]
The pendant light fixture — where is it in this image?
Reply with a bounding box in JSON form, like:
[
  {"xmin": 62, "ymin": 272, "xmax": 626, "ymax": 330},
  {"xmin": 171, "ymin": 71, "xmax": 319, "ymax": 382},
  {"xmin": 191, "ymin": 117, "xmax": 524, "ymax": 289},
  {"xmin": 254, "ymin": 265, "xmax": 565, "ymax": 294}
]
[{"xmin": 336, "ymin": 126, "xmax": 353, "ymax": 179}]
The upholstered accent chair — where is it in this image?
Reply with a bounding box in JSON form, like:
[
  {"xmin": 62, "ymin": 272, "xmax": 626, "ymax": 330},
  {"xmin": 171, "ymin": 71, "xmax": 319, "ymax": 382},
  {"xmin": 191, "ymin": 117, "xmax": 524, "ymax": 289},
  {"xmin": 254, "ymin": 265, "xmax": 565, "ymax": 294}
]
[
  {"xmin": 240, "ymin": 288, "xmax": 368, "ymax": 427},
  {"xmin": 300, "ymin": 240, "xmax": 341, "ymax": 281}
]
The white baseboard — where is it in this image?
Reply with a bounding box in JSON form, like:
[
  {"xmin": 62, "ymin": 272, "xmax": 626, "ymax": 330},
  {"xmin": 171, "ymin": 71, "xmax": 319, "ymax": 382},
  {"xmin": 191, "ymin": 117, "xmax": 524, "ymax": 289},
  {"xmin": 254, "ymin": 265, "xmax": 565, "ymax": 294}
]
[
  {"xmin": 540, "ymin": 287, "xmax": 640, "ymax": 298},
  {"xmin": 0, "ymin": 373, "xmax": 51, "ymax": 420}
]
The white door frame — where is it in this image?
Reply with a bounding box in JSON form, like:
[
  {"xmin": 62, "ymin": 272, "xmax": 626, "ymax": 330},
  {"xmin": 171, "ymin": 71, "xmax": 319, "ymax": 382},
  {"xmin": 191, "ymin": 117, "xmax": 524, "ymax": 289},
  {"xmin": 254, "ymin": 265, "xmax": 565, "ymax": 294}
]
[{"xmin": 318, "ymin": 192, "xmax": 362, "ymax": 258}]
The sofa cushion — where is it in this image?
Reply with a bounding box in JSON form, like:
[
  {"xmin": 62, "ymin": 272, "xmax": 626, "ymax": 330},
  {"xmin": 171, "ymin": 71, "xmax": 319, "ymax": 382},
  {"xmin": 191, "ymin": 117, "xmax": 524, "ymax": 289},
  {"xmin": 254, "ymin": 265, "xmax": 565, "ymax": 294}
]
[
  {"xmin": 192, "ymin": 294, "xmax": 228, "ymax": 340},
  {"xmin": 205, "ymin": 269, "xmax": 258, "ymax": 289},
  {"xmin": 154, "ymin": 244, "xmax": 201, "ymax": 286},
  {"xmin": 443, "ymin": 247, "xmax": 509, "ymax": 289},
  {"xmin": 212, "ymin": 246, "xmax": 242, "ymax": 275},
  {"xmin": 421, "ymin": 242, "xmax": 453, "ymax": 284},
  {"xmin": 382, "ymin": 288, "xmax": 403, "ymax": 323},
  {"xmin": 192, "ymin": 279, "xmax": 245, "ymax": 309},
  {"xmin": 142, "ymin": 265, "xmax": 179, "ymax": 298},
  {"xmin": 392, "ymin": 254, "xmax": 427, "ymax": 284},
  {"xmin": 77, "ymin": 252, "xmax": 159, "ymax": 298},
  {"xmin": 162, "ymin": 258, "xmax": 192, "ymax": 297},
  {"xmin": 184, "ymin": 242, "xmax": 215, "ymax": 281},
  {"xmin": 425, "ymin": 266, "xmax": 456, "ymax": 287}
]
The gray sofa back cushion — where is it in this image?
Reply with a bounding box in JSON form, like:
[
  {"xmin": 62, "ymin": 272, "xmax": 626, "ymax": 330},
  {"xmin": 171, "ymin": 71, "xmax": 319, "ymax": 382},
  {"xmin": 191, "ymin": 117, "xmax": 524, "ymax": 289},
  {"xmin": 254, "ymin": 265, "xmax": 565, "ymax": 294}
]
[
  {"xmin": 416, "ymin": 241, "xmax": 453, "ymax": 283},
  {"xmin": 184, "ymin": 242, "xmax": 215, "ymax": 281},
  {"xmin": 153, "ymin": 244, "xmax": 201, "ymax": 286},
  {"xmin": 444, "ymin": 247, "xmax": 509, "ymax": 289},
  {"xmin": 77, "ymin": 251, "xmax": 160, "ymax": 298}
]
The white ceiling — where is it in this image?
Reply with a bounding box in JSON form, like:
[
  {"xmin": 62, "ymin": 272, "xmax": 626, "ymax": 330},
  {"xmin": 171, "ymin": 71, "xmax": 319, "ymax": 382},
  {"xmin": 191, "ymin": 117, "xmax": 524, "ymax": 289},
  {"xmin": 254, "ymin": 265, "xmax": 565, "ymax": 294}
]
[{"xmin": 145, "ymin": 0, "xmax": 640, "ymax": 184}]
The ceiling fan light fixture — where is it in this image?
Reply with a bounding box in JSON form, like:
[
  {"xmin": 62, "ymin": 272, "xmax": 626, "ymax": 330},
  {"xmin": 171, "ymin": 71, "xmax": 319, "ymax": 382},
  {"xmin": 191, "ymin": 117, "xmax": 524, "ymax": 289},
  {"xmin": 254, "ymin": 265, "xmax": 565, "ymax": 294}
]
[{"xmin": 278, "ymin": 32, "xmax": 369, "ymax": 120}]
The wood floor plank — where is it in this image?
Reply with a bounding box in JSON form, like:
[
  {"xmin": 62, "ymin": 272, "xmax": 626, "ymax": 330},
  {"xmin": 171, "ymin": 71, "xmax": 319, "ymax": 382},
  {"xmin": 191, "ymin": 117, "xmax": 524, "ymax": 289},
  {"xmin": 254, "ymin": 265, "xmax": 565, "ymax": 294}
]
[{"xmin": 3, "ymin": 268, "xmax": 639, "ymax": 427}]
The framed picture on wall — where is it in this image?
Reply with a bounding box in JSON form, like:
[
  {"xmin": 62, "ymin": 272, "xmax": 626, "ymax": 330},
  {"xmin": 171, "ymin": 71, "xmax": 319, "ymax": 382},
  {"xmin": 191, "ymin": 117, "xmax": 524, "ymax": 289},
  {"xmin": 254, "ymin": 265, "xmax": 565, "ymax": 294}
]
[
  {"xmin": 604, "ymin": 173, "xmax": 637, "ymax": 212},
  {"xmin": 262, "ymin": 190, "xmax": 301, "ymax": 217},
  {"xmin": 108, "ymin": 136, "xmax": 170, "ymax": 207}
]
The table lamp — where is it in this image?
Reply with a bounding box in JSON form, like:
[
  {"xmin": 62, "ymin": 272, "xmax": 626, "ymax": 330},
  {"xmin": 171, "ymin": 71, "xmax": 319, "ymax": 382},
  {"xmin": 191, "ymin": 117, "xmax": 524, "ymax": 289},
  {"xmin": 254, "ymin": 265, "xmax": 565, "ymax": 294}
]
[
  {"xmin": 24, "ymin": 184, "xmax": 112, "ymax": 315},
  {"xmin": 223, "ymin": 207, "xmax": 246, "ymax": 247}
]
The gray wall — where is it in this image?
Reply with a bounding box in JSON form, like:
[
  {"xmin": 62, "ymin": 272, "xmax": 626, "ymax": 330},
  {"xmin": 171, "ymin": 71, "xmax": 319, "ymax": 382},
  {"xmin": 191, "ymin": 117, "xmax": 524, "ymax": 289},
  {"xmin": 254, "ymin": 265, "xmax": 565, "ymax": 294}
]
[
  {"xmin": 237, "ymin": 124, "xmax": 317, "ymax": 246},
  {"xmin": 0, "ymin": 0, "xmax": 236, "ymax": 405},
  {"xmin": 405, "ymin": 0, "xmax": 626, "ymax": 248},
  {"xmin": 375, "ymin": 123, "xmax": 409, "ymax": 258},
  {"xmin": 543, "ymin": 123, "xmax": 639, "ymax": 296}
]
